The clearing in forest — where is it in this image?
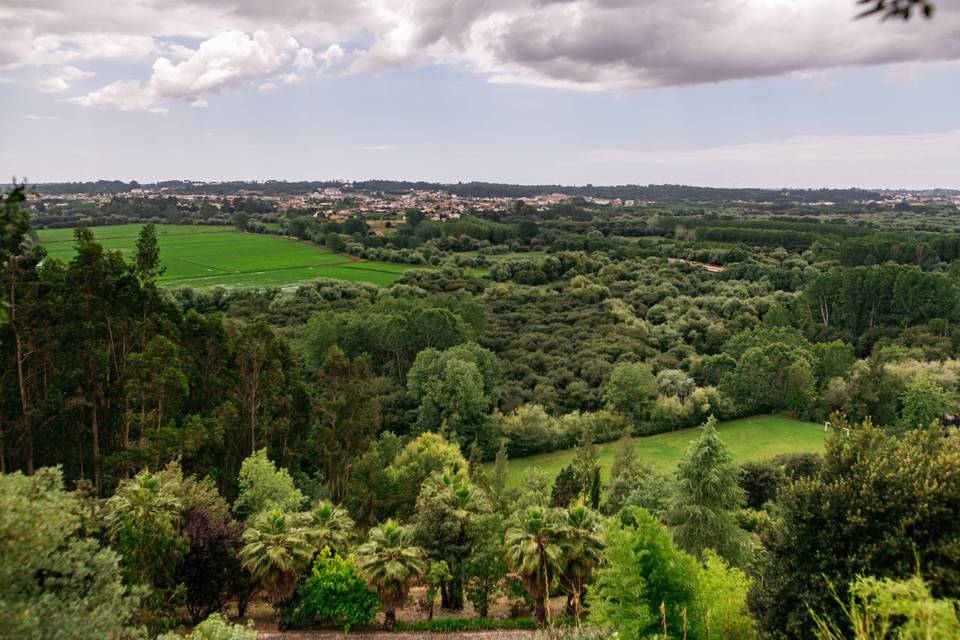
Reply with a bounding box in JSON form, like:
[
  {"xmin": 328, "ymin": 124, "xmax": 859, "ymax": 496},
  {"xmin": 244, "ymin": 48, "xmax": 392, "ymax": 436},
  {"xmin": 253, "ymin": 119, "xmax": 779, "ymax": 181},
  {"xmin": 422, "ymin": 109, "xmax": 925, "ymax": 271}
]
[{"xmin": 37, "ymin": 224, "xmax": 418, "ymax": 288}]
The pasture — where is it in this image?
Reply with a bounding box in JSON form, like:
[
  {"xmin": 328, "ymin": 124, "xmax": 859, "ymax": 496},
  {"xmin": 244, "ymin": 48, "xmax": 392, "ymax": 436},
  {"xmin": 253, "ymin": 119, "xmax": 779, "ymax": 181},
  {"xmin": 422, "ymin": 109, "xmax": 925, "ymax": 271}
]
[
  {"xmin": 495, "ymin": 414, "xmax": 827, "ymax": 488},
  {"xmin": 37, "ymin": 224, "xmax": 418, "ymax": 288}
]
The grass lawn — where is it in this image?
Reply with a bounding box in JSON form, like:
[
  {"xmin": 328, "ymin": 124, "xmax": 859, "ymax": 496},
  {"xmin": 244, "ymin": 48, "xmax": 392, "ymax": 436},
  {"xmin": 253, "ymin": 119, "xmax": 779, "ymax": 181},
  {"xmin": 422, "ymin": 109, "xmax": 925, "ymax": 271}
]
[
  {"xmin": 37, "ymin": 224, "xmax": 421, "ymax": 288},
  {"xmin": 495, "ymin": 414, "xmax": 826, "ymax": 489}
]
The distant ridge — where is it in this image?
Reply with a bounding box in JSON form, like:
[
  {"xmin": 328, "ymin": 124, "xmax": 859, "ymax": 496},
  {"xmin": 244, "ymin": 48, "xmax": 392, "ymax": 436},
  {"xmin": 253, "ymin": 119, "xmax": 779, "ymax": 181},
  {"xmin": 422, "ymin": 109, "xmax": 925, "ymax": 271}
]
[{"xmin": 12, "ymin": 179, "xmax": 903, "ymax": 204}]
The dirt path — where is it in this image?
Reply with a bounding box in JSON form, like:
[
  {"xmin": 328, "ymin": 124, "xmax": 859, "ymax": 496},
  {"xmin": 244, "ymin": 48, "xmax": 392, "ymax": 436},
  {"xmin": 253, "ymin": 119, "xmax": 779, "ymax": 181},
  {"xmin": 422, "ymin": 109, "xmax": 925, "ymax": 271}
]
[
  {"xmin": 257, "ymin": 631, "xmax": 538, "ymax": 640},
  {"xmin": 666, "ymin": 257, "xmax": 725, "ymax": 273}
]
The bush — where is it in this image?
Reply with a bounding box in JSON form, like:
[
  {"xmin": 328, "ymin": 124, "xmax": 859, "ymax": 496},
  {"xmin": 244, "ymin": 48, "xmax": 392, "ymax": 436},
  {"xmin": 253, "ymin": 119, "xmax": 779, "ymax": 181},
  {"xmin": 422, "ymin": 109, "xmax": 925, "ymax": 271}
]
[
  {"xmin": 158, "ymin": 613, "xmax": 257, "ymax": 640},
  {"xmin": 284, "ymin": 548, "xmax": 380, "ymax": 631}
]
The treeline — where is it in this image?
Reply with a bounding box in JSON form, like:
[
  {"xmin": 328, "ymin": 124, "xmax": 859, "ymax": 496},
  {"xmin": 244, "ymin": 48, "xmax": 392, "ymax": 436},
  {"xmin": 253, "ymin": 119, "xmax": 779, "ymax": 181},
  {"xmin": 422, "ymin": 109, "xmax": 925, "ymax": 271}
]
[
  {"xmin": 840, "ymin": 231, "xmax": 960, "ymax": 268},
  {"xmin": 25, "ymin": 180, "xmax": 883, "ymax": 203}
]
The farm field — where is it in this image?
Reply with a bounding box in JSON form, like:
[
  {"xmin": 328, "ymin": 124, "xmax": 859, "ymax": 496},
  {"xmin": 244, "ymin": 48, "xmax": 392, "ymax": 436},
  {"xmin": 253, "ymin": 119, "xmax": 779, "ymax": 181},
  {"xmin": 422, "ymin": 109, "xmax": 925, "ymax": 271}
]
[
  {"xmin": 37, "ymin": 224, "xmax": 420, "ymax": 288},
  {"xmin": 495, "ymin": 414, "xmax": 826, "ymax": 488}
]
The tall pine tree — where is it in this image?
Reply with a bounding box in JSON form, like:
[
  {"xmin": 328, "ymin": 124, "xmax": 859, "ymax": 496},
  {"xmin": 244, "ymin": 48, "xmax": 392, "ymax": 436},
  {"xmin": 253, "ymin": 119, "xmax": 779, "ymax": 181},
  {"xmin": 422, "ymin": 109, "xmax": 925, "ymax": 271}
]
[{"xmin": 667, "ymin": 416, "xmax": 748, "ymax": 565}]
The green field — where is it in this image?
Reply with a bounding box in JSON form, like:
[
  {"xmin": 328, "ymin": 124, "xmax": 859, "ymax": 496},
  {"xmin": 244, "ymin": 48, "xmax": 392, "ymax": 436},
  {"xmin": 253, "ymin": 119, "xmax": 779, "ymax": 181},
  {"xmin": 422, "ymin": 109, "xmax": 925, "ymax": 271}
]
[
  {"xmin": 495, "ymin": 415, "xmax": 826, "ymax": 489},
  {"xmin": 37, "ymin": 224, "xmax": 419, "ymax": 288}
]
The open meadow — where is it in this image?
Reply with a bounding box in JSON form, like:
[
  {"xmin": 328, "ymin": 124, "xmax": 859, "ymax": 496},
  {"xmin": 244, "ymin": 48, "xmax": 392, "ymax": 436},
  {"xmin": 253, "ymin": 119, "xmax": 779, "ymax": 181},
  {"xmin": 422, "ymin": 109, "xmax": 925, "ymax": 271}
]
[
  {"xmin": 37, "ymin": 224, "xmax": 418, "ymax": 288},
  {"xmin": 495, "ymin": 414, "xmax": 827, "ymax": 488}
]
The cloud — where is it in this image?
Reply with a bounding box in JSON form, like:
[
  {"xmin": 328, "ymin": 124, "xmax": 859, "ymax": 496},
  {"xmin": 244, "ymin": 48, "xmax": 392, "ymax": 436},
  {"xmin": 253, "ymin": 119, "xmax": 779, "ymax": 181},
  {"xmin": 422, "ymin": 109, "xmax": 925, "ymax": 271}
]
[
  {"xmin": 15, "ymin": 0, "xmax": 960, "ymax": 109},
  {"xmin": 361, "ymin": 144, "xmax": 397, "ymax": 151},
  {"xmin": 70, "ymin": 80, "xmax": 167, "ymax": 114},
  {"xmin": 36, "ymin": 65, "xmax": 94, "ymax": 93},
  {"xmin": 149, "ymin": 31, "xmax": 298, "ymax": 102}
]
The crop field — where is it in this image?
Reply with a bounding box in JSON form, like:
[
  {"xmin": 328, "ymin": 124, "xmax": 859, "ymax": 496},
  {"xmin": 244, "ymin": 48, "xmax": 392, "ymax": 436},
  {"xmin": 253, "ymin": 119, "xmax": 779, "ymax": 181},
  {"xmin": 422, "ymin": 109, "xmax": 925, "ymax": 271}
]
[
  {"xmin": 495, "ymin": 414, "xmax": 827, "ymax": 488},
  {"xmin": 37, "ymin": 224, "xmax": 419, "ymax": 288}
]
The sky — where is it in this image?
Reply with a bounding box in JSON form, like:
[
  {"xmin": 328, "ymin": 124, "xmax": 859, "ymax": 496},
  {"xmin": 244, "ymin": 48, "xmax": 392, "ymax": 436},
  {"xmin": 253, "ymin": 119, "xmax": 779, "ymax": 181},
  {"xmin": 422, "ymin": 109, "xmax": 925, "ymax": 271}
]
[{"xmin": 1, "ymin": 0, "xmax": 959, "ymax": 188}]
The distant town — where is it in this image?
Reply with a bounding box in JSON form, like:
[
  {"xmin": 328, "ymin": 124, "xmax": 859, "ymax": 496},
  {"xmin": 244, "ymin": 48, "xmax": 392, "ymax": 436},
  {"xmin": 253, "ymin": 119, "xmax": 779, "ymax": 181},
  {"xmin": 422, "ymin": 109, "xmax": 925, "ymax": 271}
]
[{"xmin": 19, "ymin": 179, "xmax": 960, "ymax": 225}]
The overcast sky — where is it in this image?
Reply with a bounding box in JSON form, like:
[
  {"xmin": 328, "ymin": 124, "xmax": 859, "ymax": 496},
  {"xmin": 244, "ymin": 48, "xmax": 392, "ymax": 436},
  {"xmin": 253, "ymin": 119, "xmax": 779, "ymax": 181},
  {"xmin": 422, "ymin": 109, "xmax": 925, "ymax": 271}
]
[{"xmin": 1, "ymin": 0, "xmax": 959, "ymax": 188}]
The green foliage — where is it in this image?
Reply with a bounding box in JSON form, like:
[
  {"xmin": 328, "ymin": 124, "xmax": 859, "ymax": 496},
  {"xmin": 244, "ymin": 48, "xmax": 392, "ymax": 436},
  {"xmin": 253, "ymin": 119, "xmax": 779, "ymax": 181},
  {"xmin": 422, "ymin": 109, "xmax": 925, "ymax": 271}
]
[
  {"xmin": 239, "ymin": 508, "xmax": 315, "ymax": 608},
  {"xmin": 356, "ymin": 520, "xmax": 428, "ymax": 629},
  {"xmin": 158, "ymin": 613, "xmax": 257, "ymax": 640},
  {"xmin": 749, "ymin": 424, "xmax": 960, "ymax": 638},
  {"xmin": 604, "ymin": 362, "xmax": 657, "ymax": 422},
  {"xmin": 503, "ymin": 505, "xmax": 568, "ymax": 626},
  {"xmin": 234, "ymin": 449, "xmax": 306, "ymax": 520},
  {"xmin": 899, "ymin": 373, "xmax": 953, "ymax": 430},
  {"xmin": 0, "ymin": 468, "xmax": 142, "ymax": 640},
  {"xmin": 463, "ymin": 514, "xmax": 507, "ymax": 618},
  {"xmin": 668, "ymin": 417, "xmax": 748, "ymax": 565},
  {"xmin": 285, "ymin": 548, "xmax": 380, "ymax": 631},
  {"xmin": 106, "ymin": 468, "xmax": 188, "ymax": 588},
  {"xmin": 811, "ymin": 574, "xmax": 959, "ymax": 640},
  {"xmin": 695, "ymin": 551, "xmax": 758, "ymax": 640},
  {"xmin": 301, "ymin": 500, "xmax": 355, "ymax": 554},
  {"xmin": 412, "ymin": 467, "xmax": 490, "ymax": 609},
  {"xmin": 388, "ymin": 432, "xmax": 468, "ymax": 515},
  {"xmin": 551, "ymin": 464, "xmax": 582, "ymax": 508},
  {"xmin": 588, "ymin": 507, "xmax": 700, "ymax": 640},
  {"xmin": 602, "ymin": 439, "xmax": 646, "ymax": 515},
  {"xmin": 407, "ymin": 342, "xmax": 500, "ymax": 446}
]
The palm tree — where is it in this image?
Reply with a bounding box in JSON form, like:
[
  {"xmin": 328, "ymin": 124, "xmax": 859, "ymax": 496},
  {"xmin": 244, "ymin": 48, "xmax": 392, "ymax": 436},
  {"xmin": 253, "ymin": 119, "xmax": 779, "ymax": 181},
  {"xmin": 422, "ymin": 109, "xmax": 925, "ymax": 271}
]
[
  {"xmin": 239, "ymin": 508, "xmax": 315, "ymax": 611},
  {"xmin": 356, "ymin": 520, "xmax": 427, "ymax": 630},
  {"xmin": 504, "ymin": 505, "xmax": 568, "ymax": 627},
  {"xmin": 301, "ymin": 499, "xmax": 355, "ymax": 554},
  {"xmin": 559, "ymin": 502, "xmax": 604, "ymax": 621},
  {"xmin": 105, "ymin": 469, "xmax": 183, "ymax": 585}
]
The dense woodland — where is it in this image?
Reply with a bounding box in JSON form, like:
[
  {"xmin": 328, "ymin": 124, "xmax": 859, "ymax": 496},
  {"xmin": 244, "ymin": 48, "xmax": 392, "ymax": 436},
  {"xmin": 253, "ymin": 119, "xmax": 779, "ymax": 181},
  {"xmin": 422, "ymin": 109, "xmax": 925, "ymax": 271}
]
[{"xmin": 3, "ymin": 183, "xmax": 960, "ymax": 639}]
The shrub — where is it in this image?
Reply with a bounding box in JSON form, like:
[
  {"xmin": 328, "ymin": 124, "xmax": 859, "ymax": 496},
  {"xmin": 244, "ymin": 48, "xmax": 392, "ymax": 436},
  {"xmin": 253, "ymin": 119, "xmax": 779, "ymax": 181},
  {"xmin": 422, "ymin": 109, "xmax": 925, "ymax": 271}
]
[
  {"xmin": 284, "ymin": 548, "xmax": 380, "ymax": 631},
  {"xmin": 158, "ymin": 613, "xmax": 257, "ymax": 640}
]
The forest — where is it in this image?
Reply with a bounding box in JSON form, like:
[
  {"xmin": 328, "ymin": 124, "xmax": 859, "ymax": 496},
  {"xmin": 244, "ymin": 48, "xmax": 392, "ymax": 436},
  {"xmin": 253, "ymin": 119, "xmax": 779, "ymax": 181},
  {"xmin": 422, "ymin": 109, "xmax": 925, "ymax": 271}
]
[{"xmin": 3, "ymin": 183, "xmax": 960, "ymax": 640}]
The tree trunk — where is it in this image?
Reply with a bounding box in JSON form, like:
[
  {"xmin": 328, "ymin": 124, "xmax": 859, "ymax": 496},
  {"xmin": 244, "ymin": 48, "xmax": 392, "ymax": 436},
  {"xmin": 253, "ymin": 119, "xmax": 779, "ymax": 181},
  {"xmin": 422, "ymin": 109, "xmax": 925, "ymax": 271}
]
[
  {"xmin": 91, "ymin": 394, "xmax": 101, "ymax": 497},
  {"xmin": 533, "ymin": 596, "xmax": 547, "ymax": 627},
  {"xmin": 383, "ymin": 609, "xmax": 397, "ymax": 631}
]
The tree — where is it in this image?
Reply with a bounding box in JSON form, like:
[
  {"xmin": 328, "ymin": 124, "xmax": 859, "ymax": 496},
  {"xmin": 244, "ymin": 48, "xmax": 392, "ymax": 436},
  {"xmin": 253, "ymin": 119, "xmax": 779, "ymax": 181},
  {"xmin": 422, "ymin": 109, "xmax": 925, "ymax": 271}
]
[
  {"xmin": 388, "ymin": 432, "xmax": 467, "ymax": 515},
  {"xmin": 899, "ymin": 373, "xmax": 953, "ymax": 431},
  {"xmin": 602, "ymin": 439, "xmax": 647, "ymax": 515},
  {"xmin": 695, "ymin": 551, "xmax": 758, "ymax": 640},
  {"xmin": 285, "ymin": 548, "xmax": 381, "ymax": 631},
  {"xmin": 301, "ymin": 500, "xmax": 355, "ymax": 555},
  {"xmin": 240, "ymin": 507, "xmax": 315, "ymax": 611},
  {"xmin": 134, "ymin": 222, "xmax": 165, "ymax": 280},
  {"xmin": 177, "ymin": 507, "xmax": 245, "ymax": 623},
  {"xmin": 0, "ymin": 468, "xmax": 141, "ymax": 640},
  {"xmin": 657, "ymin": 369, "xmax": 696, "ymax": 402},
  {"xmin": 232, "ymin": 211, "xmax": 250, "ymax": 231},
  {"xmin": 356, "ymin": 520, "xmax": 427, "ymax": 630},
  {"xmin": 504, "ymin": 505, "xmax": 568, "ymax": 626},
  {"xmin": 463, "ymin": 514, "xmax": 507, "ymax": 618},
  {"xmin": 604, "ymin": 361, "xmax": 657, "ymax": 422},
  {"xmin": 550, "ymin": 464, "xmax": 581, "ymax": 508},
  {"xmin": 811, "ymin": 574, "xmax": 959, "ymax": 640},
  {"xmin": 588, "ymin": 507, "xmax": 700, "ymax": 639},
  {"xmin": 311, "ymin": 346, "xmax": 380, "ymax": 502},
  {"xmin": 413, "ymin": 467, "xmax": 490, "ymax": 609},
  {"xmin": 125, "ymin": 334, "xmax": 189, "ymax": 470},
  {"xmin": 749, "ymin": 425, "xmax": 960, "ymax": 638},
  {"xmin": 558, "ymin": 502, "xmax": 604, "ymax": 621},
  {"xmin": 857, "ymin": 0, "xmax": 935, "ymax": 20},
  {"xmin": 234, "ymin": 448, "xmax": 306, "ymax": 520},
  {"xmin": 159, "ymin": 612, "xmax": 257, "ymax": 640},
  {"xmin": 407, "ymin": 342, "xmax": 500, "ymax": 446},
  {"xmin": 105, "ymin": 468, "xmax": 187, "ymax": 589},
  {"xmin": 404, "ymin": 208, "xmax": 426, "ymax": 227},
  {"xmin": 668, "ymin": 416, "xmax": 748, "ymax": 566}
]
